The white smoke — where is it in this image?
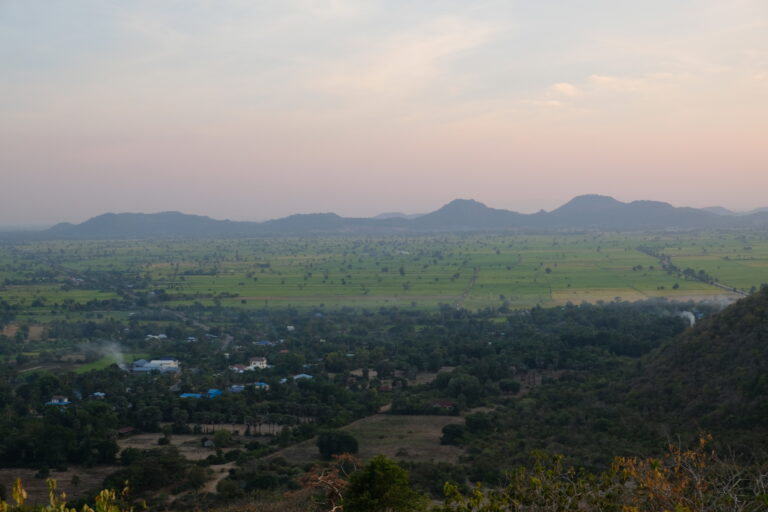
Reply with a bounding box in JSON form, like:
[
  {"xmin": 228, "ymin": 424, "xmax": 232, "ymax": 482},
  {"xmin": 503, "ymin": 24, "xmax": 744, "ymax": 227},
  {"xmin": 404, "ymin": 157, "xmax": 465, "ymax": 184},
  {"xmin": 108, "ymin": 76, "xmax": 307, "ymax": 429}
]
[
  {"xmin": 80, "ymin": 341, "xmax": 126, "ymax": 367},
  {"xmin": 680, "ymin": 311, "xmax": 696, "ymax": 327}
]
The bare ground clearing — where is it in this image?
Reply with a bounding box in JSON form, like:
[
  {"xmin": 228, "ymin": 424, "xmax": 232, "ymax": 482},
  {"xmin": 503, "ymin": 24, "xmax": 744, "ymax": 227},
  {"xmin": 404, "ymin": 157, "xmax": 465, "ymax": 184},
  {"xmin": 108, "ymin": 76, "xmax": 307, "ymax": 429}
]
[
  {"xmin": 236, "ymin": 294, "xmax": 457, "ymax": 301},
  {"xmin": 269, "ymin": 414, "xmax": 463, "ymax": 466},
  {"xmin": 1, "ymin": 323, "xmax": 44, "ymax": 341},
  {"xmin": 1, "ymin": 323, "xmax": 18, "ymax": 337},
  {"xmin": 27, "ymin": 325, "xmax": 44, "ymax": 340},
  {"xmin": 201, "ymin": 462, "xmax": 236, "ymax": 494},
  {"xmin": 551, "ymin": 289, "xmax": 740, "ymax": 305}
]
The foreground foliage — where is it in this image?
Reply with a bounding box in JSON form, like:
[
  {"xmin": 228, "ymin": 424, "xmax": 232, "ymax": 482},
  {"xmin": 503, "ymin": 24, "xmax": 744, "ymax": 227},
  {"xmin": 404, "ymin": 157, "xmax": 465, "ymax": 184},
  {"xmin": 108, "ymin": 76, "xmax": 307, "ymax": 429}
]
[
  {"xmin": 5, "ymin": 438, "xmax": 768, "ymax": 512},
  {"xmin": 439, "ymin": 437, "xmax": 768, "ymax": 512},
  {"xmin": 0, "ymin": 479, "xmax": 130, "ymax": 512}
]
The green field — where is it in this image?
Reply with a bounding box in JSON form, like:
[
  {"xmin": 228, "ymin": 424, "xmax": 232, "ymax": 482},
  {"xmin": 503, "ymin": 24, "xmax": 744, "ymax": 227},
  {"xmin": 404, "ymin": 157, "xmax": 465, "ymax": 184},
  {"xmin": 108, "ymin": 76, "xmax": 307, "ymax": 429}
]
[
  {"xmin": 3, "ymin": 232, "xmax": 768, "ymax": 311},
  {"xmin": 72, "ymin": 352, "xmax": 149, "ymax": 374}
]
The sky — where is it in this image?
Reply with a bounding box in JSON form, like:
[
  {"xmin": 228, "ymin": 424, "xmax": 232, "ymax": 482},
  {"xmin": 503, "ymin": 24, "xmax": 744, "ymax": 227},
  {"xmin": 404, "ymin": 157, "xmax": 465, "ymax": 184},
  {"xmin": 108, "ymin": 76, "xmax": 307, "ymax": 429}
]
[{"xmin": 1, "ymin": 0, "xmax": 767, "ymax": 225}]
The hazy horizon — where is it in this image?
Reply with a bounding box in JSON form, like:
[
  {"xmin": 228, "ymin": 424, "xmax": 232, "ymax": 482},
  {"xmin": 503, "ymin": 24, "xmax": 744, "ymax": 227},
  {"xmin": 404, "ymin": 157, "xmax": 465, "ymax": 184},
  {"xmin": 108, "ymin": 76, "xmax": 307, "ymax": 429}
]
[
  {"xmin": 2, "ymin": 1, "xmax": 766, "ymax": 225},
  {"xmin": 2, "ymin": 194, "xmax": 768, "ymax": 230}
]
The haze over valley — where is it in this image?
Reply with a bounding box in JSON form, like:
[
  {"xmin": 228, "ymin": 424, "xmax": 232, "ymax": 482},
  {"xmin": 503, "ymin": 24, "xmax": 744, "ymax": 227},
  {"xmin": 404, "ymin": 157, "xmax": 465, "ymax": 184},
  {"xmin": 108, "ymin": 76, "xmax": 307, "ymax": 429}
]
[{"xmin": 1, "ymin": 1, "xmax": 767, "ymax": 511}]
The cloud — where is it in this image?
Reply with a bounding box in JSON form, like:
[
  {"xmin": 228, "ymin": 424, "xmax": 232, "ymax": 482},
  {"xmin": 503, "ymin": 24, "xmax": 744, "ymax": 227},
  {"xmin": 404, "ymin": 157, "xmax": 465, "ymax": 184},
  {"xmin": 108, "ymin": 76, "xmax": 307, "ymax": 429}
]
[
  {"xmin": 525, "ymin": 71, "xmax": 691, "ymax": 112},
  {"xmin": 522, "ymin": 99, "xmax": 563, "ymax": 108},
  {"xmin": 311, "ymin": 16, "xmax": 496, "ymax": 100},
  {"xmin": 550, "ymin": 83, "xmax": 579, "ymax": 97},
  {"xmin": 587, "ymin": 74, "xmax": 667, "ymax": 93}
]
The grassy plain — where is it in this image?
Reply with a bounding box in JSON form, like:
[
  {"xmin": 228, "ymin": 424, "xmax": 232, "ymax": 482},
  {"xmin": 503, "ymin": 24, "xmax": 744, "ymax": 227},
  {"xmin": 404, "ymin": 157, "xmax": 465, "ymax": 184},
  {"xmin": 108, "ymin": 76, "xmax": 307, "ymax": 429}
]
[
  {"xmin": 3, "ymin": 232, "xmax": 768, "ymax": 312},
  {"xmin": 72, "ymin": 352, "xmax": 149, "ymax": 374}
]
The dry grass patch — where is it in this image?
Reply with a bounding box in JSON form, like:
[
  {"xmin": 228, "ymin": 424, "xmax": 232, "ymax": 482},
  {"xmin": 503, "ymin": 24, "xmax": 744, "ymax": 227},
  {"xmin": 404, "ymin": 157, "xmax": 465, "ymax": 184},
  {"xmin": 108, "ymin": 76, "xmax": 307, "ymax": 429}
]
[
  {"xmin": 270, "ymin": 414, "xmax": 463, "ymax": 466},
  {"xmin": 118, "ymin": 433, "xmax": 217, "ymax": 461},
  {"xmin": 0, "ymin": 466, "xmax": 119, "ymax": 506}
]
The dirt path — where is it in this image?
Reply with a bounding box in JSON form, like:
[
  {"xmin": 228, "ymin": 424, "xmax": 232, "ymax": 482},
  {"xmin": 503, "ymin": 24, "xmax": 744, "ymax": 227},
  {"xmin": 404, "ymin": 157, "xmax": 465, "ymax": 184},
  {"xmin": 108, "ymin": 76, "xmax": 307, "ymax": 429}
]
[
  {"xmin": 202, "ymin": 462, "xmax": 236, "ymax": 494},
  {"xmin": 709, "ymin": 280, "xmax": 749, "ymax": 297},
  {"xmin": 456, "ymin": 267, "xmax": 479, "ymax": 309},
  {"xmin": 635, "ymin": 246, "xmax": 749, "ymax": 298}
]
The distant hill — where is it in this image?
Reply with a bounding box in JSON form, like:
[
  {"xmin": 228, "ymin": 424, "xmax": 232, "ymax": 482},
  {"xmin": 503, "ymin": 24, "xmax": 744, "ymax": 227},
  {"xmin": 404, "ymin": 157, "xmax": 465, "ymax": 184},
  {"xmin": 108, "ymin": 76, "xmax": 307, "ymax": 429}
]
[
  {"xmin": 45, "ymin": 212, "xmax": 256, "ymax": 239},
  {"xmin": 8, "ymin": 194, "xmax": 768, "ymax": 239},
  {"xmin": 374, "ymin": 212, "xmax": 424, "ymax": 220},
  {"xmin": 542, "ymin": 195, "xmax": 723, "ymax": 230},
  {"xmin": 411, "ymin": 199, "xmax": 526, "ymax": 230},
  {"xmin": 703, "ymin": 206, "xmax": 768, "ymax": 216},
  {"xmin": 702, "ymin": 206, "xmax": 738, "ymax": 216},
  {"xmin": 742, "ymin": 206, "xmax": 768, "ymax": 216}
]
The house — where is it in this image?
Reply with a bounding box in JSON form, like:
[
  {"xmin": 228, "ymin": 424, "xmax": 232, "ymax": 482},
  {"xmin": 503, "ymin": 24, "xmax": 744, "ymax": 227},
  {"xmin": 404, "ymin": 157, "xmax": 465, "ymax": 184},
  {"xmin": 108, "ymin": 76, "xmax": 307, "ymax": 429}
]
[
  {"xmin": 117, "ymin": 426, "xmax": 136, "ymax": 437},
  {"xmin": 255, "ymin": 340, "xmax": 275, "ymax": 347},
  {"xmin": 248, "ymin": 357, "xmax": 267, "ymax": 370},
  {"xmin": 229, "ymin": 364, "xmax": 247, "ymax": 373},
  {"xmin": 207, "ymin": 388, "xmax": 223, "ymax": 399},
  {"xmin": 180, "ymin": 393, "xmax": 203, "ymax": 399},
  {"xmin": 145, "ymin": 334, "xmax": 168, "ymax": 340},
  {"xmin": 229, "ymin": 385, "xmax": 246, "ymax": 393},
  {"xmin": 46, "ymin": 395, "xmax": 71, "ymax": 406},
  {"xmin": 430, "ymin": 400, "xmax": 457, "ymax": 410},
  {"xmin": 253, "ymin": 382, "xmax": 270, "ymax": 390},
  {"xmin": 91, "ymin": 392, "xmax": 106, "ymax": 399},
  {"xmin": 292, "ymin": 373, "xmax": 313, "ymax": 381},
  {"xmin": 132, "ymin": 358, "xmax": 181, "ymax": 374},
  {"xmin": 230, "ymin": 357, "xmax": 267, "ymax": 373},
  {"xmin": 286, "ymin": 325, "xmax": 295, "ymax": 332}
]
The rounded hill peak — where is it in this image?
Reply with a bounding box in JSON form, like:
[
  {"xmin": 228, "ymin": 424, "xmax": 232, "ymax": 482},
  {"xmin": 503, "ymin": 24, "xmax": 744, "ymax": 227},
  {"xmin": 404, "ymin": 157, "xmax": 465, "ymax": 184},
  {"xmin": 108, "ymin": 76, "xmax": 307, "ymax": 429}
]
[{"xmin": 555, "ymin": 195, "xmax": 623, "ymax": 211}]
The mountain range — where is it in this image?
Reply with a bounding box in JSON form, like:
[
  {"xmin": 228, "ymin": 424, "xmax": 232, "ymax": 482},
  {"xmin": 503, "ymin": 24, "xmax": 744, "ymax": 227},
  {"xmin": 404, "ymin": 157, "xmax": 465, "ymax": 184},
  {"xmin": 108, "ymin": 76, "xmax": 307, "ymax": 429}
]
[{"xmin": 5, "ymin": 194, "xmax": 768, "ymax": 239}]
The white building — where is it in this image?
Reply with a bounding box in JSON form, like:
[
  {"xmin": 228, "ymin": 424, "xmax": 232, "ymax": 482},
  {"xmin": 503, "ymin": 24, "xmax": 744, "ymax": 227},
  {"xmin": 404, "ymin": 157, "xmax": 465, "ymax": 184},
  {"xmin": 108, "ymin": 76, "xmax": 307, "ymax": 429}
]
[
  {"xmin": 248, "ymin": 357, "xmax": 268, "ymax": 370},
  {"xmin": 132, "ymin": 358, "xmax": 181, "ymax": 374}
]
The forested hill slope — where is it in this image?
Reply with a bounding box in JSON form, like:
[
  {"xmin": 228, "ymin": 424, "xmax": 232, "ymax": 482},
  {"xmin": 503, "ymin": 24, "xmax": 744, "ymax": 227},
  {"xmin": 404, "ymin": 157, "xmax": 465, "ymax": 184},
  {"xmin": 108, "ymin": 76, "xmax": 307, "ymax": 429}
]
[
  {"xmin": 631, "ymin": 287, "xmax": 768, "ymax": 443},
  {"xmin": 459, "ymin": 291, "xmax": 768, "ymax": 473}
]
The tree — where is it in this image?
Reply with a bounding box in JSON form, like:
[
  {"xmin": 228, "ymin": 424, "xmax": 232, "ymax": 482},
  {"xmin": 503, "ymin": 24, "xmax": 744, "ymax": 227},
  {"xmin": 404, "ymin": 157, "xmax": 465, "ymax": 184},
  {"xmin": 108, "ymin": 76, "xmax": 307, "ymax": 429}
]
[
  {"xmin": 317, "ymin": 430, "xmax": 358, "ymax": 460},
  {"xmin": 136, "ymin": 406, "xmax": 162, "ymax": 432},
  {"xmin": 213, "ymin": 429, "xmax": 233, "ymax": 448},
  {"xmin": 343, "ymin": 455, "xmax": 427, "ymax": 512}
]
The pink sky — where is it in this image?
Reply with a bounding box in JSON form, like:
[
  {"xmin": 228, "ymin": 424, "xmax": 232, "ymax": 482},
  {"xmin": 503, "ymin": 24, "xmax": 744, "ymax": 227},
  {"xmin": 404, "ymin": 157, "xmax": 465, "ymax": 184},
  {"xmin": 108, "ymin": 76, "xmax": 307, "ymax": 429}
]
[{"xmin": 1, "ymin": 1, "xmax": 766, "ymax": 224}]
